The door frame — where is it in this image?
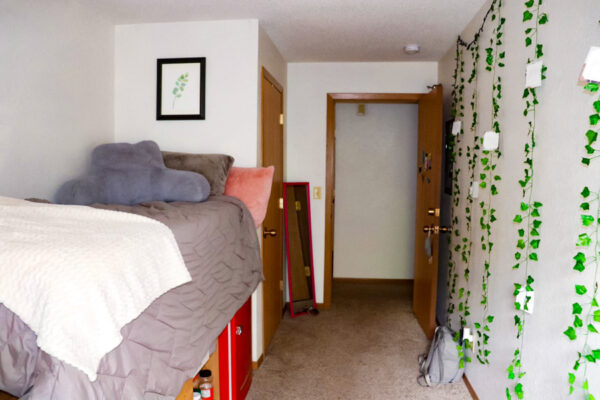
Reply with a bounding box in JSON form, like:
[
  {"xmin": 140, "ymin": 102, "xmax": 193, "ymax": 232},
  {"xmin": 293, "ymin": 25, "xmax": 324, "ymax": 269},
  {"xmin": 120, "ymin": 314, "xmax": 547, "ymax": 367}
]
[
  {"xmin": 260, "ymin": 67, "xmax": 284, "ymax": 353},
  {"xmin": 323, "ymin": 92, "xmax": 429, "ymax": 309}
]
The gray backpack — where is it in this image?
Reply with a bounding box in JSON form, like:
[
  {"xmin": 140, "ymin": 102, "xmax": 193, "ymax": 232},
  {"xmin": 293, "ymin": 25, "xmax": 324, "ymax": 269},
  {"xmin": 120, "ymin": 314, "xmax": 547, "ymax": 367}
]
[{"xmin": 418, "ymin": 326, "xmax": 465, "ymax": 386}]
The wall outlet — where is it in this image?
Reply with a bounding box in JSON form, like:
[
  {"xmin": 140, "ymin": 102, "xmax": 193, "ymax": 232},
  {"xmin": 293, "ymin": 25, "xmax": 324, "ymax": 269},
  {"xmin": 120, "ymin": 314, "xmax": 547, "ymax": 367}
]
[{"xmin": 313, "ymin": 186, "xmax": 322, "ymax": 200}]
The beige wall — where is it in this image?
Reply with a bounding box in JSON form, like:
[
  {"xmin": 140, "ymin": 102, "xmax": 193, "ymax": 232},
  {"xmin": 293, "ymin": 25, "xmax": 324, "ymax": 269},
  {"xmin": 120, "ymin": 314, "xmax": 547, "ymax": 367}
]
[
  {"xmin": 438, "ymin": 1, "xmax": 600, "ymax": 398},
  {"xmin": 333, "ymin": 103, "xmax": 418, "ymax": 279},
  {"xmin": 0, "ymin": 0, "xmax": 114, "ymax": 200}
]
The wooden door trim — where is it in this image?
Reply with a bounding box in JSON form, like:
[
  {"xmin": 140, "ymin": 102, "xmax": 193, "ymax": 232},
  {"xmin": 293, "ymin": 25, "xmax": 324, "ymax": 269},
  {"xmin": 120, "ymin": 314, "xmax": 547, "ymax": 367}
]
[
  {"xmin": 324, "ymin": 92, "xmax": 424, "ymax": 309},
  {"xmin": 262, "ymin": 67, "xmax": 284, "ymax": 94},
  {"xmin": 260, "ymin": 67, "xmax": 284, "ymax": 354}
]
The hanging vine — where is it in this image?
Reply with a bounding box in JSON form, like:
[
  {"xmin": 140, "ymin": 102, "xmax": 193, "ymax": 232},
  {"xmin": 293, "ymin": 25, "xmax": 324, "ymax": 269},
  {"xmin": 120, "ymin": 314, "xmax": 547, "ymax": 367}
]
[
  {"xmin": 447, "ymin": 44, "xmax": 466, "ymax": 324},
  {"xmin": 474, "ymin": 0, "xmax": 505, "ymax": 366},
  {"xmin": 564, "ymin": 81, "xmax": 600, "ymax": 399},
  {"xmin": 505, "ymin": 1, "xmax": 547, "ymax": 399},
  {"xmin": 458, "ymin": 39, "xmax": 481, "ymax": 334},
  {"xmin": 447, "ymin": 0, "xmax": 501, "ymax": 366}
]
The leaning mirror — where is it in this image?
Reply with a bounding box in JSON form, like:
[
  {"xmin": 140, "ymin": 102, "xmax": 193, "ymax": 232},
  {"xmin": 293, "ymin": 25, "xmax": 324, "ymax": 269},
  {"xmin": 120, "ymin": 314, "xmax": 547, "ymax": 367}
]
[{"xmin": 283, "ymin": 182, "xmax": 317, "ymax": 317}]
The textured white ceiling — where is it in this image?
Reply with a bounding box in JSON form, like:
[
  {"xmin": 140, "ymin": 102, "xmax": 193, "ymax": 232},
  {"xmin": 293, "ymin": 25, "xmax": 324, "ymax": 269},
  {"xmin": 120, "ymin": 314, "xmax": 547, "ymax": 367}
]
[{"xmin": 86, "ymin": 0, "xmax": 488, "ymax": 61}]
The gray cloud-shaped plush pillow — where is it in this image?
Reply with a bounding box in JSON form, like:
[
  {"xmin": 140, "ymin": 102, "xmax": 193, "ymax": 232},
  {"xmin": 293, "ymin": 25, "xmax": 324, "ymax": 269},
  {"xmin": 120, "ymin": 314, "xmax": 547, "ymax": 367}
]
[{"xmin": 56, "ymin": 141, "xmax": 210, "ymax": 205}]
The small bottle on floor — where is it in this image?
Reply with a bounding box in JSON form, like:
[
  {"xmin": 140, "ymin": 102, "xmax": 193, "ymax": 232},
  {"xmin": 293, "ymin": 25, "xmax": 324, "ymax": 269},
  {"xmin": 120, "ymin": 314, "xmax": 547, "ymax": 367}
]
[{"xmin": 198, "ymin": 370, "xmax": 213, "ymax": 400}]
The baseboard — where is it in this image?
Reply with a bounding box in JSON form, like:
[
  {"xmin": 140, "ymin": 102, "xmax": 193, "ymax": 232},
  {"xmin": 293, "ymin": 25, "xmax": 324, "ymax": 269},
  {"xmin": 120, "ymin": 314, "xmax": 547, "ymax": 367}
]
[
  {"xmin": 463, "ymin": 374, "xmax": 479, "ymax": 400},
  {"xmin": 333, "ymin": 277, "xmax": 413, "ymax": 284},
  {"xmin": 252, "ymin": 354, "xmax": 264, "ymax": 370}
]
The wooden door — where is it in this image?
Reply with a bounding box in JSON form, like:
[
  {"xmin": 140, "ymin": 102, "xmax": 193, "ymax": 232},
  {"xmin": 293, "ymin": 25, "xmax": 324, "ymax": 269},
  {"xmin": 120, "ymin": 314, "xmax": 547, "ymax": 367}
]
[
  {"xmin": 412, "ymin": 85, "xmax": 444, "ymax": 339},
  {"xmin": 261, "ymin": 68, "xmax": 284, "ymax": 352}
]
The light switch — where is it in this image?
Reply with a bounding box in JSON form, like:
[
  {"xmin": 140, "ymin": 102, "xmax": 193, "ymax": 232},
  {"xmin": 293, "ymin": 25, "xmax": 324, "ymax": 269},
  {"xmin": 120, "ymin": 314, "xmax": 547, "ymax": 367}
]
[{"xmin": 313, "ymin": 186, "xmax": 322, "ymax": 199}]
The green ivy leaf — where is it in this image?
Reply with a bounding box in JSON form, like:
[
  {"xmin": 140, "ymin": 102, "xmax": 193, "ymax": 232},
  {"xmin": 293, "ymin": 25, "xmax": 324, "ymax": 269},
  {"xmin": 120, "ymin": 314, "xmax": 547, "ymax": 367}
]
[
  {"xmin": 578, "ymin": 233, "xmax": 592, "ymax": 247},
  {"xmin": 594, "ymin": 310, "xmax": 600, "ymax": 323},
  {"xmin": 591, "ymin": 114, "xmax": 600, "ymax": 126},
  {"xmin": 529, "ymin": 253, "xmax": 538, "ymax": 261},
  {"xmin": 515, "ymin": 383, "xmax": 524, "ymax": 399},
  {"xmin": 564, "ymin": 326, "xmax": 577, "ymax": 340},
  {"xmin": 582, "ymin": 215, "xmax": 595, "ymax": 226},
  {"xmin": 589, "ymin": 324, "xmax": 599, "ymax": 333},
  {"xmin": 569, "ymin": 373, "xmax": 576, "ymax": 384},
  {"xmin": 573, "ymin": 303, "xmax": 583, "ymax": 315},
  {"xmin": 576, "ymin": 285, "xmax": 588, "ymax": 295},
  {"xmin": 530, "ymin": 239, "xmax": 540, "ymax": 249},
  {"xmin": 514, "ymin": 215, "xmax": 523, "ymax": 223},
  {"xmin": 523, "ymin": 10, "xmax": 534, "ymax": 22},
  {"xmin": 538, "ymin": 13, "xmax": 548, "ymax": 24},
  {"xmin": 582, "ymin": 187, "xmax": 591, "ymax": 198},
  {"xmin": 587, "ymin": 129, "xmax": 599, "ymax": 144}
]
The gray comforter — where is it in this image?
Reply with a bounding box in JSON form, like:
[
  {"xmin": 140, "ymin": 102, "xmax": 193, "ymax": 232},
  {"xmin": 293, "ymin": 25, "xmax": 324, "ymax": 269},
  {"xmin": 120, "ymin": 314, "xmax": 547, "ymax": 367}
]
[{"xmin": 0, "ymin": 196, "xmax": 263, "ymax": 399}]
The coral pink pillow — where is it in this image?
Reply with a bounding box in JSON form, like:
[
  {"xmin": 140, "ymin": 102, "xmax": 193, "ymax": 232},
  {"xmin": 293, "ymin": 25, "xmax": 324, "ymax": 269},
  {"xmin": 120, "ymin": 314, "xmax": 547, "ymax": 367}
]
[{"xmin": 224, "ymin": 166, "xmax": 274, "ymax": 227}]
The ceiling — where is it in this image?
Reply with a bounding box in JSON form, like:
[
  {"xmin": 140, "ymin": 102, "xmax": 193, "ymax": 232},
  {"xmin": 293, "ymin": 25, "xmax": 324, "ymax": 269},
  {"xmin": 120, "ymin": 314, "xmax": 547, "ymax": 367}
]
[{"xmin": 86, "ymin": 0, "xmax": 487, "ymax": 62}]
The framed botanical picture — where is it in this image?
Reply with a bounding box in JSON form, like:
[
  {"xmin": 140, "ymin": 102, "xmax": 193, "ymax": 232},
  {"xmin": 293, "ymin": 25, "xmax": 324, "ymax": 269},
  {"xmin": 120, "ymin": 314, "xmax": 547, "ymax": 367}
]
[{"xmin": 156, "ymin": 57, "xmax": 206, "ymax": 120}]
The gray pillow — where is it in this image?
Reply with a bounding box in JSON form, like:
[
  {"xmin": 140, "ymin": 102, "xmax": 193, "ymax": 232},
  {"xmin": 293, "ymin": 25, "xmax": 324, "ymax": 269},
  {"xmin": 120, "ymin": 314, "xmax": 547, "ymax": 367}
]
[
  {"xmin": 162, "ymin": 152, "xmax": 234, "ymax": 196},
  {"xmin": 56, "ymin": 141, "xmax": 211, "ymax": 205}
]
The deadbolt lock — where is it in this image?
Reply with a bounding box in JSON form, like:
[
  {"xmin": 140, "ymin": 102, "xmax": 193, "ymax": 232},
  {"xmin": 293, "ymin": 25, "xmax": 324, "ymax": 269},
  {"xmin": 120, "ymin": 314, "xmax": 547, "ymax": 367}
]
[{"xmin": 427, "ymin": 208, "xmax": 440, "ymax": 217}]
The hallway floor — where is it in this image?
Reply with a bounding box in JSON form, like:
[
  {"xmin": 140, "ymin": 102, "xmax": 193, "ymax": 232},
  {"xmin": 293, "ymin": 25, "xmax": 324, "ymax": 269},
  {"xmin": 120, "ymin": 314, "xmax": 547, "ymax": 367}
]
[{"xmin": 247, "ymin": 281, "xmax": 472, "ymax": 400}]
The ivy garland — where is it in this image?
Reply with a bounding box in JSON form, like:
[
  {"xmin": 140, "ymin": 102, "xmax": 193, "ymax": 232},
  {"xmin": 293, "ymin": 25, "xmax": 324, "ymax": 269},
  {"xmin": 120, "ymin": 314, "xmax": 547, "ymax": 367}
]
[
  {"xmin": 446, "ymin": 0, "xmax": 502, "ymax": 367},
  {"xmin": 458, "ymin": 39, "xmax": 481, "ymax": 333},
  {"xmin": 505, "ymin": 1, "xmax": 548, "ymax": 399},
  {"xmin": 563, "ymin": 81, "xmax": 600, "ymax": 399},
  {"xmin": 474, "ymin": 0, "xmax": 505, "ymax": 366},
  {"xmin": 447, "ymin": 44, "xmax": 465, "ymax": 323}
]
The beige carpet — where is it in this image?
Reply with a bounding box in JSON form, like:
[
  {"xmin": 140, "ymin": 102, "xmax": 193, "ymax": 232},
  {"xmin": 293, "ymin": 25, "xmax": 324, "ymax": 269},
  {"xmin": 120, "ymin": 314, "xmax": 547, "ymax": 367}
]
[{"xmin": 247, "ymin": 281, "xmax": 472, "ymax": 400}]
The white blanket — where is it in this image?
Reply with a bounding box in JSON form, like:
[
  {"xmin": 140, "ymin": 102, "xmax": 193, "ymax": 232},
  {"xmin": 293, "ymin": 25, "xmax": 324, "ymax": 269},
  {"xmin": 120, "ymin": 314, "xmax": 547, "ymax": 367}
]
[{"xmin": 0, "ymin": 196, "xmax": 191, "ymax": 381}]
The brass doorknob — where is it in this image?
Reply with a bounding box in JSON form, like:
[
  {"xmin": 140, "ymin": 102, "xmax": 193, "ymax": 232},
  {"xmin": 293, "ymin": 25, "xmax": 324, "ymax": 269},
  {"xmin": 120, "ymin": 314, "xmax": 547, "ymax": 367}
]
[
  {"xmin": 263, "ymin": 228, "xmax": 277, "ymax": 238},
  {"xmin": 423, "ymin": 225, "xmax": 450, "ymax": 234}
]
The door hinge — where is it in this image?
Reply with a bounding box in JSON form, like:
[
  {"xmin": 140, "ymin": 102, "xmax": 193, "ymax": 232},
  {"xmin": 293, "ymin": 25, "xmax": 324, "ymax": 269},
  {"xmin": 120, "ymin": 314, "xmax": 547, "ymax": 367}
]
[
  {"xmin": 279, "ymin": 113, "xmax": 284, "ymax": 125},
  {"xmin": 295, "ymin": 200, "xmax": 302, "ymax": 211},
  {"xmin": 304, "ymin": 266, "xmax": 311, "ymax": 277},
  {"xmin": 279, "ymin": 280, "xmax": 284, "ymax": 291},
  {"xmin": 279, "ymin": 197, "xmax": 284, "ymax": 209}
]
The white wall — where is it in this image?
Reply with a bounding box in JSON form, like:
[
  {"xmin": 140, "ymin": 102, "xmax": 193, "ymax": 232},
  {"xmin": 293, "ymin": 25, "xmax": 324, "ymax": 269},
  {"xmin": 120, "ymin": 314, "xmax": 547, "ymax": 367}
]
[
  {"xmin": 438, "ymin": 1, "xmax": 600, "ymax": 398},
  {"xmin": 114, "ymin": 19, "xmax": 287, "ymax": 364},
  {"xmin": 0, "ymin": 0, "xmax": 114, "ymax": 200},
  {"xmin": 333, "ymin": 103, "xmax": 418, "ymax": 279},
  {"xmin": 114, "ymin": 19, "xmax": 260, "ymax": 167},
  {"xmin": 286, "ymin": 62, "xmax": 438, "ymax": 302}
]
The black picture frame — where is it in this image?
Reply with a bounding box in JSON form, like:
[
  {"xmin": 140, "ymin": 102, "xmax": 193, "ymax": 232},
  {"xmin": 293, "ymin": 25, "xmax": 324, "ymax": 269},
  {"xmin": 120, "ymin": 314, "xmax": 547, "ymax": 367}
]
[{"xmin": 156, "ymin": 57, "xmax": 206, "ymax": 120}]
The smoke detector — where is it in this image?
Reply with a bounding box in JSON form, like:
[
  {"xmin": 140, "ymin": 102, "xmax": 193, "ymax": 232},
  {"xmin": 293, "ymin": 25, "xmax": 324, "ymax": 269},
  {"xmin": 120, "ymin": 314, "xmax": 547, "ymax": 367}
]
[{"xmin": 404, "ymin": 44, "xmax": 420, "ymax": 55}]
